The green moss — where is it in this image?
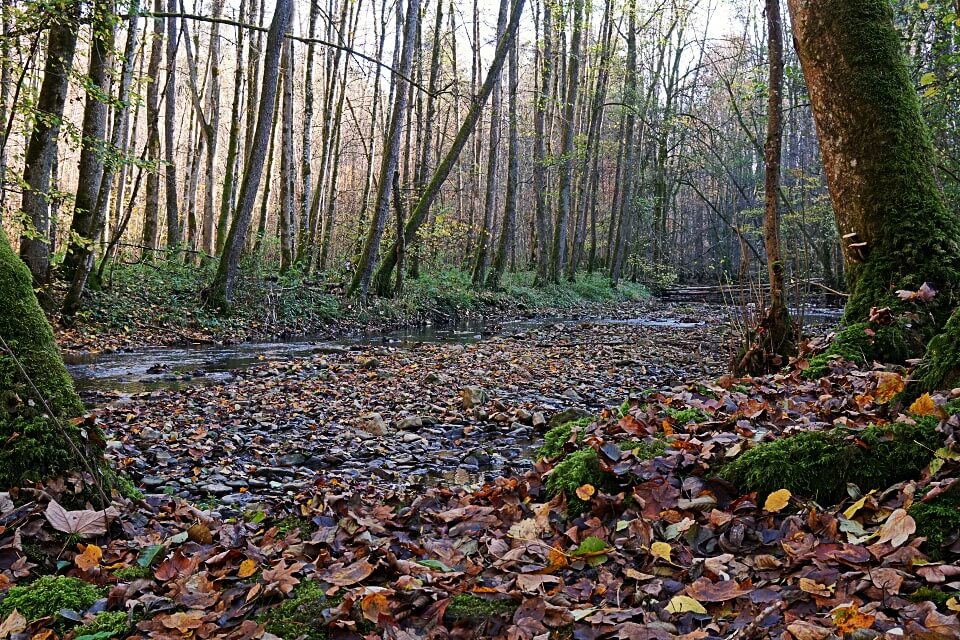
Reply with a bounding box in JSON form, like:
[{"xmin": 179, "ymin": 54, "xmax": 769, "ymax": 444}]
[
  {"xmin": 917, "ymin": 310, "xmax": 960, "ymax": 393},
  {"xmin": 538, "ymin": 418, "xmax": 591, "ymax": 460},
  {"xmin": 113, "ymin": 565, "xmax": 152, "ymax": 581},
  {"xmin": 909, "ymin": 483, "xmax": 960, "ymax": 559},
  {"xmin": 0, "ymin": 232, "xmax": 106, "ymax": 491},
  {"xmin": 907, "ymin": 587, "xmax": 954, "ymax": 610},
  {"xmin": 261, "ymin": 580, "xmax": 341, "ymax": 640},
  {"xmin": 275, "ymin": 516, "xmax": 316, "ymax": 536},
  {"xmin": 446, "ymin": 594, "xmax": 517, "ymax": 621},
  {"xmin": 73, "ymin": 610, "xmax": 130, "ymax": 639},
  {"xmin": 618, "ymin": 438, "xmax": 667, "ymax": 459},
  {"xmin": 804, "ymin": 322, "xmax": 912, "ymax": 379},
  {"xmin": 721, "ymin": 420, "xmax": 942, "ymax": 503},
  {"xmin": 0, "ymin": 576, "xmax": 103, "ymax": 630},
  {"xmin": 546, "ymin": 448, "xmax": 607, "ymax": 514},
  {"xmin": 665, "ymin": 407, "xmax": 708, "ymax": 424}
]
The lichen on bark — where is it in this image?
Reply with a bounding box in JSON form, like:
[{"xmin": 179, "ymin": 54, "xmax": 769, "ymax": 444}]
[{"xmin": 0, "ymin": 231, "xmax": 105, "ymax": 489}]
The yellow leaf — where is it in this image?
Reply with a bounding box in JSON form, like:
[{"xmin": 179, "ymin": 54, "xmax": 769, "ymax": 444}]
[
  {"xmin": 666, "ymin": 595, "xmax": 707, "ymax": 615},
  {"xmin": 238, "ymin": 558, "xmax": 258, "ymax": 578},
  {"xmin": 764, "ymin": 489, "xmax": 792, "ymax": 513},
  {"xmin": 947, "ymin": 597, "xmax": 959, "ymax": 612},
  {"xmin": 799, "ymin": 577, "xmax": 835, "ymax": 597},
  {"xmin": 909, "ymin": 393, "xmax": 937, "ymax": 417},
  {"xmin": 575, "ymin": 484, "xmax": 595, "ymax": 501},
  {"xmin": 842, "ymin": 491, "xmax": 875, "ymax": 519},
  {"xmin": 650, "ymin": 541, "xmax": 672, "ymax": 562},
  {"xmin": 875, "ymin": 372, "xmax": 904, "ymax": 403},
  {"xmin": 75, "ymin": 544, "xmax": 102, "ymax": 571},
  {"xmin": 919, "ymin": 1, "xmax": 929, "ymax": 8}
]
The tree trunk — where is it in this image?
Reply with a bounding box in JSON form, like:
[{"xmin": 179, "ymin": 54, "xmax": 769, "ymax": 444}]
[
  {"xmin": 789, "ymin": 0, "xmax": 960, "ymax": 373},
  {"xmin": 142, "ymin": 0, "xmax": 164, "ymax": 256},
  {"xmin": 215, "ymin": 0, "xmax": 246, "ymax": 255},
  {"xmin": 278, "ymin": 33, "xmax": 295, "ymax": 272},
  {"xmin": 200, "ymin": 0, "xmax": 223, "ymax": 256},
  {"xmin": 62, "ymin": 0, "xmax": 115, "ymax": 282},
  {"xmin": 532, "ymin": 0, "xmax": 553, "ymax": 285},
  {"xmin": 208, "ymin": 0, "xmax": 293, "ymax": 308},
  {"xmin": 349, "ymin": 0, "xmax": 419, "ymax": 300},
  {"xmin": 486, "ymin": 34, "xmax": 518, "ymax": 291},
  {"xmin": 19, "ymin": 3, "xmax": 79, "ymax": 290},
  {"xmin": 163, "ymin": 0, "xmax": 181, "ymax": 248}
]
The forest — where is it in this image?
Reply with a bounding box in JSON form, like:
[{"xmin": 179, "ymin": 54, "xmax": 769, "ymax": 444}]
[{"xmin": 1, "ymin": 0, "xmax": 960, "ymax": 638}]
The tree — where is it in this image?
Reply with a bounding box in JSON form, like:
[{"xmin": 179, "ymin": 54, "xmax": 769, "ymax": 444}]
[
  {"xmin": 789, "ymin": 0, "xmax": 960, "ymax": 375},
  {"xmin": 0, "ymin": 232, "xmax": 106, "ymax": 493},
  {"xmin": 207, "ymin": 0, "xmax": 294, "ymax": 308},
  {"xmin": 142, "ymin": 0, "xmax": 164, "ymax": 255},
  {"xmin": 486, "ymin": 34, "xmax": 519, "ymax": 290},
  {"xmin": 531, "ymin": 0, "xmax": 553, "ymax": 285},
  {"xmin": 735, "ymin": 0, "xmax": 796, "ymax": 374},
  {"xmin": 164, "ymin": 0, "xmax": 180, "ymax": 249},
  {"xmin": 19, "ymin": 1, "xmax": 80, "ymax": 291}
]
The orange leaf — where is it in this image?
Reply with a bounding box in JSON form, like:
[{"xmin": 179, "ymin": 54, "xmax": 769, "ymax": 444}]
[
  {"xmin": 909, "ymin": 393, "xmax": 938, "ymax": 417},
  {"xmin": 832, "ymin": 603, "xmax": 875, "ymax": 634},
  {"xmin": 238, "ymin": 558, "xmax": 258, "ymax": 579},
  {"xmin": 75, "ymin": 544, "xmax": 102, "ymax": 571},
  {"xmin": 575, "ymin": 484, "xmax": 595, "ymax": 501},
  {"xmin": 764, "ymin": 489, "xmax": 792, "ymax": 513},
  {"xmin": 543, "ymin": 546, "xmax": 568, "ymax": 574},
  {"xmin": 875, "ymin": 372, "xmax": 904, "ymax": 403},
  {"xmin": 361, "ymin": 593, "xmax": 390, "ymax": 624}
]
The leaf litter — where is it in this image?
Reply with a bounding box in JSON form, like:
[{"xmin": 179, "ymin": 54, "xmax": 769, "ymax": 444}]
[{"xmin": 2, "ymin": 305, "xmax": 959, "ymax": 639}]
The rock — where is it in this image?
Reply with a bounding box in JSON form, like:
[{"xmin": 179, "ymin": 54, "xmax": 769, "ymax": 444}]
[
  {"xmin": 548, "ymin": 407, "xmax": 593, "ymax": 429},
  {"xmin": 278, "ymin": 453, "xmax": 307, "ymax": 466},
  {"xmin": 461, "ymin": 386, "xmax": 487, "ymax": 409},
  {"xmin": 532, "ymin": 412, "xmax": 547, "ymax": 428},
  {"xmin": 562, "ymin": 388, "xmax": 582, "ymax": 401},
  {"xmin": 489, "ymin": 412, "xmax": 511, "ymax": 423},
  {"xmin": 359, "ymin": 412, "xmax": 389, "ymax": 436},
  {"xmin": 397, "ymin": 416, "xmax": 423, "ymax": 431},
  {"xmin": 360, "ymin": 357, "xmax": 380, "ymax": 370},
  {"xmin": 202, "ymin": 483, "xmax": 233, "ymax": 496},
  {"xmin": 514, "ymin": 408, "xmax": 532, "ymax": 423},
  {"xmin": 141, "ymin": 475, "xmax": 166, "ymax": 488}
]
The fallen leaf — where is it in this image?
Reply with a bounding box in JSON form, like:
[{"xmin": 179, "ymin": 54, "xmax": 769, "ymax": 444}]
[
  {"xmin": 0, "ymin": 609, "xmax": 26, "ymax": 639},
  {"xmin": 159, "ymin": 611, "xmax": 204, "ymax": 633},
  {"xmin": 832, "ymin": 602, "xmax": 875, "ymax": 634},
  {"xmin": 75, "ymin": 544, "xmax": 102, "ymax": 571},
  {"xmin": 650, "ymin": 541, "xmax": 672, "ymax": 562},
  {"xmin": 875, "ymin": 372, "xmax": 904, "ymax": 403},
  {"xmin": 876, "ymin": 508, "xmax": 915, "ymax": 548},
  {"xmin": 44, "ymin": 501, "xmax": 118, "ymax": 538},
  {"xmin": 798, "ymin": 577, "xmax": 834, "ymax": 597},
  {"xmin": 575, "ymin": 484, "xmax": 595, "ymax": 500},
  {"xmin": 665, "ymin": 595, "xmax": 707, "ymax": 615},
  {"xmin": 909, "ymin": 393, "xmax": 938, "ymax": 417},
  {"xmin": 187, "ymin": 523, "xmax": 213, "ymax": 544},
  {"xmin": 764, "ymin": 489, "xmax": 792, "ymax": 513},
  {"xmin": 324, "ymin": 558, "xmax": 373, "ymax": 587},
  {"xmin": 787, "ymin": 621, "xmax": 833, "ymax": 640},
  {"xmin": 238, "ymin": 558, "xmax": 258, "ymax": 578}
]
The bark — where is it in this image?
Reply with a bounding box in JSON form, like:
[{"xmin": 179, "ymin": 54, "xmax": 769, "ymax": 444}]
[
  {"xmin": 208, "ymin": 0, "xmax": 293, "ymax": 308},
  {"xmin": 789, "ymin": 0, "xmax": 960, "ymax": 325},
  {"xmin": 62, "ymin": 0, "xmax": 115, "ymax": 281},
  {"xmin": 142, "ymin": 0, "xmax": 164, "ymax": 255},
  {"xmin": 201, "ymin": 0, "xmax": 223, "ymax": 255},
  {"xmin": 298, "ymin": 0, "xmax": 319, "ymax": 257},
  {"xmin": 550, "ymin": 0, "xmax": 584, "ymax": 282},
  {"xmin": 349, "ymin": 0, "xmax": 419, "ymax": 299},
  {"xmin": 278, "ymin": 34, "xmax": 295, "ymax": 272},
  {"xmin": 215, "ymin": 0, "xmax": 246, "ymax": 255},
  {"xmin": 470, "ymin": 0, "xmax": 509, "ymax": 287},
  {"xmin": 19, "ymin": 2, "xmax": 80, "ymax": 289},
  {"xmin": 609, "ymin": 1, "xmax": 637, "ymax": 286},
  {"xmin": 532, "ymin": 0, "xmax": 553, "ymax": 285},
  {"xmin": 486, "ymin": 35, "xmax": 519, "ymax": 291},
  {"xmin": 370, "ymin": 0, "xmax": 526, "ymax": 296},
  {"xmin": 163, "ymin": 0, "xmax": 181, "ymax": 248}
]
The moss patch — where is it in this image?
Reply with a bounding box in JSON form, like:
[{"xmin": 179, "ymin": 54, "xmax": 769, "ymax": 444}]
[
  {"xmin": 909, "ymin": 483, "xmax": 960, "ymax": 559},
  {"xmin": 545, "ymin": 448, "xmax": 607, "ymax": 514},
  {"xmin": 0, "ymin": 232, "xmax": 104, "ymax": 490},
  {"xmin": 538, "ymin": 417, "xmax": 592, "ymax": 460},
  {"xmin": 618, "ymin": 438, "xmax": 667, "ymax": 459},
  {"xmin": 665, "ymin": 406, "xmax": 708, "ymax": 424},
  {"xmin": 260, "ymin": 580, "xmax": 341, "ymax": 640},
  {"xmin": 446, "ymin": 594, "xmax": 517, "ymax": 621},
  {"xmin": 0, "ymin": 576, "xmax": 103, "ymax": 630},
  {"xmin": 113, "ymin": 565, "xmax": 152, "ymax": 581},
  {"xmin": 917, "ymin": 310, "xmax": 960, "ymax": 393},
  {"xmin": 721, "ymin": 419, "xmax": 942, "ymax": 503},
  {"xmin": 73, "ymin": 610, "xmax": 130, "ymax": 639},
  {"xmin": 804, "ymin": 322, "xmax": 912, "ymax": 379},
  {"xmin": 907, "ymin": 587, "xmax": 954, "ymax": 610}
]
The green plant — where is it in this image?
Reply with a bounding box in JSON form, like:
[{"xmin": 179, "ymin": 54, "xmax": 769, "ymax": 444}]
[
  {"xmin": 538, "ymin": 417, "xmax": 592, "ymax": 460},
  {"xmin": 113, "ymin": 565, "xmax": 152, "ymax": 581},
  {"xmin": 0, "ymin": 576, "xmax": 103, "ymax": 630},
  {"xmin": 546, "ymin": 448, "xmax": 608, "ymax": 514},
  {"xmin": 73, "ymin": 610, "xmax": 130, "ymax": 639}
]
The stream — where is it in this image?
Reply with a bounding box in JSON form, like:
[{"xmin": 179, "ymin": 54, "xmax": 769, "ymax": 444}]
[{"xmin": 69, "ymin": 304, "xmax": 841, "ymax": 505}]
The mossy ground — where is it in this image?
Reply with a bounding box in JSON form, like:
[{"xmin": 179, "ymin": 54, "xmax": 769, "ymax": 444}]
[
  {"xmin": 112, "ymin": 565, "xmax": 153, "ymax": 581},
  {"xmin": 909, "ymin": 483, "xmax": 960, "ymax": 559},
  {"xmin": 446, "ymin": 594, "xmax": 517, "ymax": 621},
  {"xmin": 260, "ymin": 580, "xmax": 342, "ymax": 640},
  {"xmin": 720, "ymin": 418, "xmax": 942, "ymax": 503},
  {"xmin": 0, "ymin": 576, "xmax": 103, "ymax": 631},
  {"xmin": 0, "ymin": 232, "xmax": 105, "ymax": 490},
  {"xmin": 804, "ymin": 322, "xmax": 911, "ymax": 379},
  {"xmin": 907, "ymin": 587, "xmax": 955, "ymax": 610},
  {"xmin": 664, "ymin": 406, "xmax": 708, "ymax": 424},
  {"xmin": 73, "ymin": 610, "xmax": 131, "ymax": 639},
  {"xmin": 538, "ymin": 417, "xmax": 593, "ymax": 460}
]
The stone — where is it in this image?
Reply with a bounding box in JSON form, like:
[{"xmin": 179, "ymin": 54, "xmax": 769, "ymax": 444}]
[
  {"xmin": 397, "ymin": 416, "xmax": 423, "ymax": 431},
  {"xmin": 359, "ymin": 412, "xmax": 389, "ymax": 436},
  {"xmin": 532, "ymin": 412, "xmax": 547, "ymax": 428},
  {"xmin": 278, "ymin": 453, "xmax": 307, "ymax": 466},
  {"xmin": 401, "ymin": 432, "xmax": 423, "ymax": 443},
  {"xmin": 562, "ymin": 388, "xmax": 582, "ymax": 401},
  {"xmin": 548, "ymin": 407, "xmax": 593, "ymax": 429},
  {"xmin": 202, "ymin": 483, "xmax": 232, "ymax": 496},
  {"xmin": 461, "ymin": 386, "xmax": 487, "ymax": 409},
  {"xmin": 514, "ymin": 408, "xmax": 532, "ymax": 423}
]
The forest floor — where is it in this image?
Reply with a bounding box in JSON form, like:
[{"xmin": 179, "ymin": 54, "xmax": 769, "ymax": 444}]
[{"xmin": 4, "ymin": 300, "xmax": 960, "ymax": 639}]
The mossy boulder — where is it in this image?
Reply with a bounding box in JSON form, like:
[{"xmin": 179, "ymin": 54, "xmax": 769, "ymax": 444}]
[
  {"xmin": 916, "ymin": 310, "xmax": 960, "ymax": 393},
  {"xmin": 720, "ymin": 419, "xmax": 942, "ymax": 504},
  {"xmin": 0, "ymin": 232, "xmax": 105, "ymax": 490},
  {"xmin": 804, "ymin": 322, "xmax": 912, "ymax": 379},
  {"xmin": 0, "ymin": 576, "xmax": 103, "ymax": 631},
  {"xmin": 909, "ymin": 483, "xmax": 960, "ymax": 559}
]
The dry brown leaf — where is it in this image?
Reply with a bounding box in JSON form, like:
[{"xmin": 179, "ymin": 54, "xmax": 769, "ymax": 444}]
[
  {"xmin": 787, "ymin": 621, "xmax": 833, "ymax": 640},
  {"xmin": 876, "ymin": 508, "xmax": 915, "ymax": 548},
  {"xmin": 187, "ymin": 522, "xmax": 213, "ymax": 544},
  {"xmin": 159, "ymin": 610, "xmax": 204, "ymax": 633},
  {"xmin": 44, "ymin": 500, "xmax": 118, "ymax": 538},
  {"xmin": 798, "ymin": 577, "xmax": 834, "ymax": 597},
  {"xmin": 0, "ymin": 609, "xmax": 26, "ymax": 639},
  {"xmin": 323, "ymin": 558, "xmax": 373, "ymax": 587}
]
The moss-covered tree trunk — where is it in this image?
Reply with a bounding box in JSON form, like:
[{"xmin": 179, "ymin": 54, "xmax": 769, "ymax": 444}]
[
  {"xmin": 789, "ymin": 0, "xmax": 960, "ymax": 369},
  {"xmin": 0, "ymin": 231, "xmax": 105, "ymax": 490}
]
